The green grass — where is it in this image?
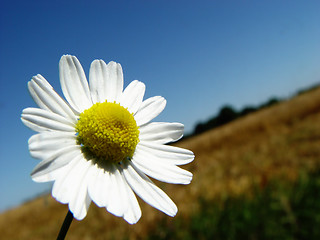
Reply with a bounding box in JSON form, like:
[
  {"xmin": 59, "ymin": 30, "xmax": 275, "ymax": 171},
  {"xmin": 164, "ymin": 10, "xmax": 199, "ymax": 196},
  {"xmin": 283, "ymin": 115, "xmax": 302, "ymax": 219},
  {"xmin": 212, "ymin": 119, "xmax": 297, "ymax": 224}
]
[{"xmin": 147, "ymin": 169, "xmax": 320, "ymax": 240}]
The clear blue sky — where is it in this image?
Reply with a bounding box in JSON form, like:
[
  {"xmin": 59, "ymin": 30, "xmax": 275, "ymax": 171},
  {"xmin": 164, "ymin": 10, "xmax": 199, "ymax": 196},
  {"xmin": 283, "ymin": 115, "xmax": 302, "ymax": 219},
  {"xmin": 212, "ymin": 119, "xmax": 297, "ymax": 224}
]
[{"xmin": 1, "ymin": 0, "xmax": 320, "ymax": 212}]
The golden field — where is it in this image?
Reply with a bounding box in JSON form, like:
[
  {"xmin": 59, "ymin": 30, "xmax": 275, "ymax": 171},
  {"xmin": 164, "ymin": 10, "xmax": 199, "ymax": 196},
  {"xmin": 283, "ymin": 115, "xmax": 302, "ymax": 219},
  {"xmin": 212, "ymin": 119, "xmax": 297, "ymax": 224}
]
[{"xmin": 1, "ymin": 86, "xmax": 320, "ymax": 240}]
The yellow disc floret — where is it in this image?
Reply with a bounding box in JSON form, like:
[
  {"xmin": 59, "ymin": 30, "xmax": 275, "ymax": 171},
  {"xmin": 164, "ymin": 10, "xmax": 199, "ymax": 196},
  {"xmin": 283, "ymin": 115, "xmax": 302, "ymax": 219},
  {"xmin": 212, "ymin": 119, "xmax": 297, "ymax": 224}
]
[{"xmin": 76, "ymin": 101, "xmax": 139, "ymax": 164}]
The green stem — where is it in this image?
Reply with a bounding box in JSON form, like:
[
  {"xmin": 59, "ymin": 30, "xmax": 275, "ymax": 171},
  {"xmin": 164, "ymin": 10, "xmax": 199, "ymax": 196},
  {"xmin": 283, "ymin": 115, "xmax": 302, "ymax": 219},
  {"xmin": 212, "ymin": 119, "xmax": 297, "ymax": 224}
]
[{"xmin": 57, "ymin": 210, "xmax": 74, "ymax": 240}]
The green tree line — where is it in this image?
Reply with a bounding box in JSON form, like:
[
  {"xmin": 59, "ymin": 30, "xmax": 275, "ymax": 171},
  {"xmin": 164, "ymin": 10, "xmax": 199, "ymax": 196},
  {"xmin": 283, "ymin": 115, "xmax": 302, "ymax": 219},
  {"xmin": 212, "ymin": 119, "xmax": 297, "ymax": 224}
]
[{"xmin": 192, "ymin": 97, "xmax": 280, "ymax": 136}]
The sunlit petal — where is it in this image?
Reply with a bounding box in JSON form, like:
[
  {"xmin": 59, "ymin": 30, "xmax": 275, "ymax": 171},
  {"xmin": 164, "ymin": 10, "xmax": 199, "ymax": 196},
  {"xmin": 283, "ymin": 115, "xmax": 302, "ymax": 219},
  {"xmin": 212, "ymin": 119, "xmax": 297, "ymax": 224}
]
[{"xmin": 59, "ymin": 55, "xmax": 92, "ymax": 112}]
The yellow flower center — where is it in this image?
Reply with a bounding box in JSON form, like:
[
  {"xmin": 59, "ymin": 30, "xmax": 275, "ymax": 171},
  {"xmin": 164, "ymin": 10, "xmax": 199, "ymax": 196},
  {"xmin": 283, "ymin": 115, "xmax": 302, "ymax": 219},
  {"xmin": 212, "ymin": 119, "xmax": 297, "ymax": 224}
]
[{"xmin": 76, "ymin": 101, "xmax": 139, "ymax": 164}]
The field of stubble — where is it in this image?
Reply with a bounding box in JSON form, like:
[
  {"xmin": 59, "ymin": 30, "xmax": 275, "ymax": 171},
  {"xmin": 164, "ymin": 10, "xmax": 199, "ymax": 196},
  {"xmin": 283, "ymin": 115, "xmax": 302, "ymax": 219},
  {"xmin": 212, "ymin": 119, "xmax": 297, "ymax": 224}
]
[{"xmin": 1, "ymin": 87, "xmax": 320, "ymax": 239}]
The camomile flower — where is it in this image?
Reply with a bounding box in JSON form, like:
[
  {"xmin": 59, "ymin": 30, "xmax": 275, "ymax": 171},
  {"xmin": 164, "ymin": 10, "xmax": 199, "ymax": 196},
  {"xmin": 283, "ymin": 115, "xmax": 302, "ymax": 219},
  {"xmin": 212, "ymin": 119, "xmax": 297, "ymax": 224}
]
[{"xmin": 21, "ymin": 55, "xmax": 194, "ymax": 224}]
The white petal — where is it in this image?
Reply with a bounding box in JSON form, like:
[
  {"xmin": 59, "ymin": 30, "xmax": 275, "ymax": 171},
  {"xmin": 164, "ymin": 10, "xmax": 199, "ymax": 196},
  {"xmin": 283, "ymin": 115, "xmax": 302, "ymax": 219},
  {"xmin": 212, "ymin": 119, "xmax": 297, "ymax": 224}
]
[
  {"xmin": 132, "ymin": 153, "xmax": 193, "ymax": 184},
  {"xmin": 32, "ymin": 163, "xmax": 69, "ymax": 182},
  {"xmin": 106, "ymin": 164, "xmax": 128, "ymax": 217},
  {"xmin": 106, "ymin": 61, "xmax": 124, "ymax": 103},
  {"xmin": 52, "ymin": 156, "xmax": 92, "ymax": 220},
  {"xmin": 120, "ymin": 80, "xmax": 145, "ymax": 114},
  {"xmin": 80, "ymin": 193, "xmax": 92, "ymax": 220},
  {"xmin": 88, "ymin": 165, "xmax": 111, "ymax": 208},
  {"xmin": 21, "ymin": 108, "xmax": 75, "ymax": 132},
  {"xmin": 120, "ymin": 169, "xmax": 141, "ymax": 224},
  {"xmin": 59, "ymin": 55, "xmax": 92, "ymax": 112},
  {"xmin": 139, "ymin": 122, "xmax": 184, "ymax": 144},
  {"xmin": 122, "ymin": 161, "xmax": 177, "ymax": 217},
  {"xmin": 52, "ymin": 158, "xmax": 79, "ymax": 204},
  {"xmin": 135, "ymin": 96, "xmax": 166, "ymax": 126},
  {"xmin": 28, "ymin": 132, "xmax": 76, "ymax": 160},
  {"xmin": 28, "ymin": 74, "xmax": 77, "ymax": 122},
  {"xmin": 31, "ymin": 145, "xmax": 81, "ymax": 181},
  {"xmin": 89, "ymin": 60, "xmax": 107, "ymax": 103},
  {"xmin": 87, "ymin": 164, "xmax": 141, "ymax": 223},
  {"xmin": 68, "ymin": 159, "xmax": 92, "ymax": 220},
  {"xmin": 89, "ymin": 60, "xmax": 123, "ymax": 103},
  {"xmin": 136, "ymin": 142, "xmax": 194, "ymax": 165}
]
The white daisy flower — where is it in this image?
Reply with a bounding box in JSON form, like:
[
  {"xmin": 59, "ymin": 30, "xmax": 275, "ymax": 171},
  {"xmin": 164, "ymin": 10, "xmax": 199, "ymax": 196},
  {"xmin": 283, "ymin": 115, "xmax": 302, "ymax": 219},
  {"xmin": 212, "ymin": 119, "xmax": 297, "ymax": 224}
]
[{"xmin": 21, "ymin": 55, "xmax": 194, "ymax": 224}]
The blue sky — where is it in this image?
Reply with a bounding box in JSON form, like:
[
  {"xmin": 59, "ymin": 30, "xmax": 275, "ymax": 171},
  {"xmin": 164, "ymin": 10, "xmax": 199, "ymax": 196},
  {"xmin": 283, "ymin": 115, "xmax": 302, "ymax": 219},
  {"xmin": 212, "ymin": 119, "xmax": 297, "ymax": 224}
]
[{"xmin": 0, "ymin": 0, "xmax": 320, "ymax": 212}]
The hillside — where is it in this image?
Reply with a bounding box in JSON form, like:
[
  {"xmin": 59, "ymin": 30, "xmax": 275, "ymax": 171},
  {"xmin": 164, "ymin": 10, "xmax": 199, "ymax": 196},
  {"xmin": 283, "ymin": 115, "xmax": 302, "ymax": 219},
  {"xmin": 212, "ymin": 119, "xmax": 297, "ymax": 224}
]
[{"xmin": 1, "ymin": 87, "xmax": 320, "ymax": 239}]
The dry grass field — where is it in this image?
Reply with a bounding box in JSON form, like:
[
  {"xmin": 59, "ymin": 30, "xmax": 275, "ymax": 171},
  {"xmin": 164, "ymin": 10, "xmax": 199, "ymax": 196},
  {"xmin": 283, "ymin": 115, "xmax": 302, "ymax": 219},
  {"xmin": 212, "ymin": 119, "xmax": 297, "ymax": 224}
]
[{"xmin": 1, "ymin": 87, "xmax": 320, "ymax": 239}]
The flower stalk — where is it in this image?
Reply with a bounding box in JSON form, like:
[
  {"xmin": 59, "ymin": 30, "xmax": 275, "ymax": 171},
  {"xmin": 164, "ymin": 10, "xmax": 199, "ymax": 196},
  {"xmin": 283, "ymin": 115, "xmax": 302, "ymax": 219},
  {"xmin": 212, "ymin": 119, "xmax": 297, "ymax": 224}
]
[{"xmin": 57, "ymin": 210, "xmax": 74, "ymax": 240}]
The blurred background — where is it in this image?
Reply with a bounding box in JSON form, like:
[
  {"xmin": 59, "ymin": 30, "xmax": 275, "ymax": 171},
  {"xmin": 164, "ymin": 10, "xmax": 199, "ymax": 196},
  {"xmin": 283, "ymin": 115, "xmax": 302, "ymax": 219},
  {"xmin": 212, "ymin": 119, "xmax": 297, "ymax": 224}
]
[{"xmin": 1, "ymin": 0, "xmax": 320, "ymax": 239}]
